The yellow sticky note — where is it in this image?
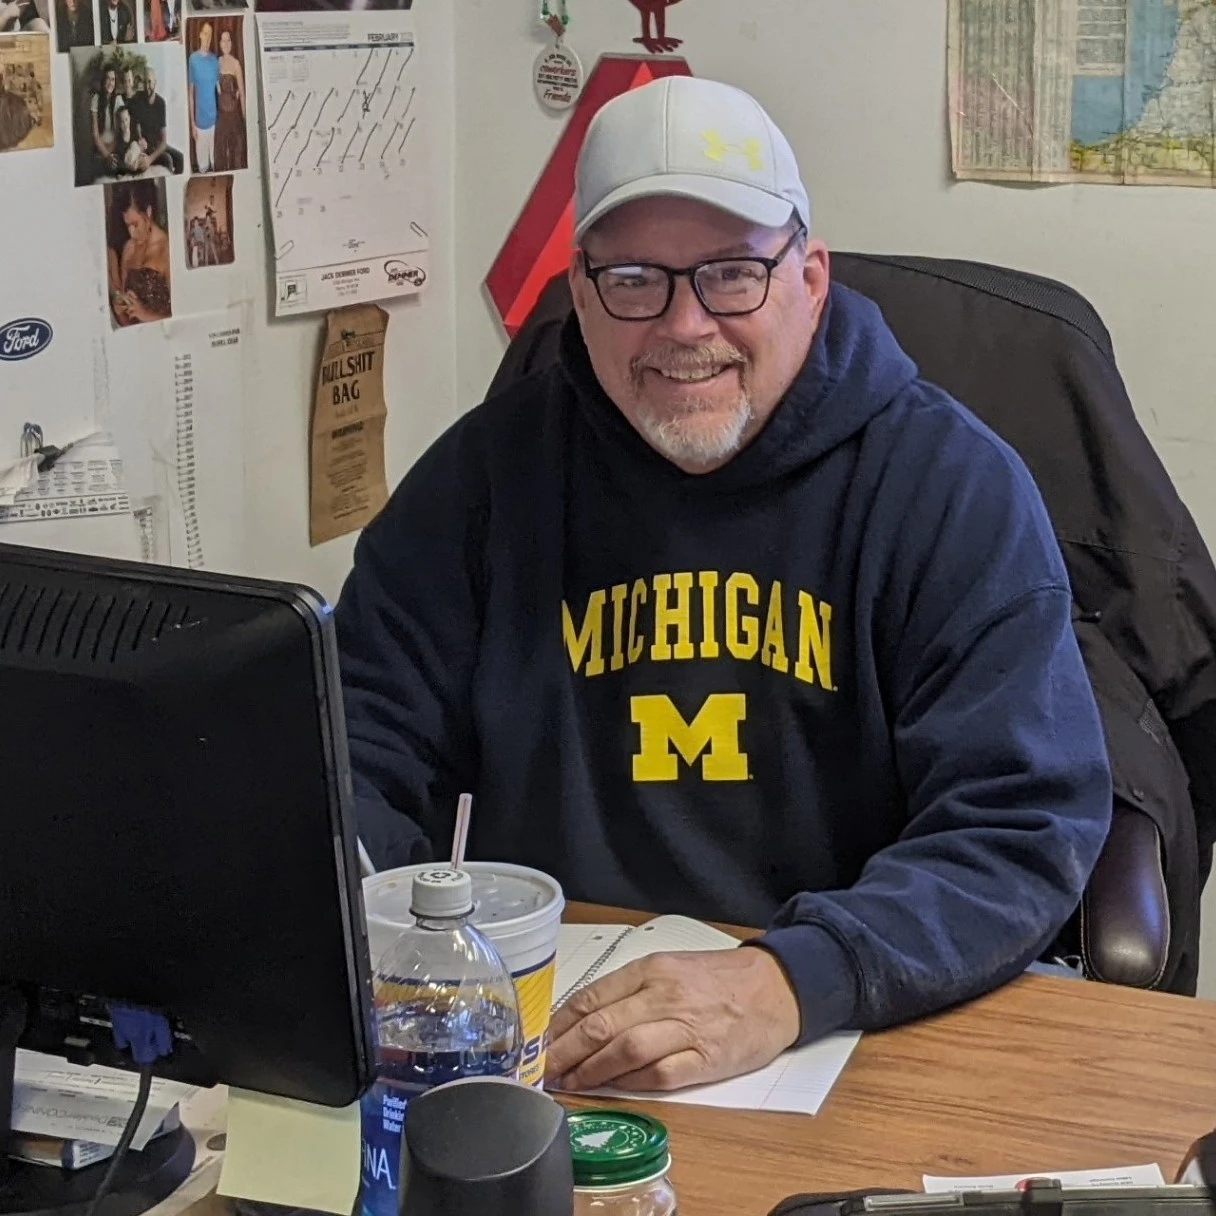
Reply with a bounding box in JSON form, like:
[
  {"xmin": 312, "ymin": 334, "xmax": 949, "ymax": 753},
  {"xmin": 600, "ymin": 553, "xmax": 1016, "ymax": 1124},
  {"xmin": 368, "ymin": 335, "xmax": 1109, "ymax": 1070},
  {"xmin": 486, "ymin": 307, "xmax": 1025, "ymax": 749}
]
[{"xmin": 217, "ymin": 1087, "xmax": 362, "ymax": 1216}]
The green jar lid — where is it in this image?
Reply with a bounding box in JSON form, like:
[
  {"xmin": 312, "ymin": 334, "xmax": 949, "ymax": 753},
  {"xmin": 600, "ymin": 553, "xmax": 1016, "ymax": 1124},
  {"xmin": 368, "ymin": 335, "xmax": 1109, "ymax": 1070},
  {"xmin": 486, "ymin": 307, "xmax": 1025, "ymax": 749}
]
[{"xmin": 567, "ymin": 1109, "xmax": 671, "ymax": 1189}]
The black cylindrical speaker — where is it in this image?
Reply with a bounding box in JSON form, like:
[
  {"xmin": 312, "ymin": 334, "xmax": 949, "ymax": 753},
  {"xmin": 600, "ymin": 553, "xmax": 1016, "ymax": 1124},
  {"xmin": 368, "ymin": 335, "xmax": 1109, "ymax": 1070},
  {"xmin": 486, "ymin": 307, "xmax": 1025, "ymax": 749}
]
[{"xmin": 399, "ymin": 1077, "xmax": 573, "ymax": 1216}]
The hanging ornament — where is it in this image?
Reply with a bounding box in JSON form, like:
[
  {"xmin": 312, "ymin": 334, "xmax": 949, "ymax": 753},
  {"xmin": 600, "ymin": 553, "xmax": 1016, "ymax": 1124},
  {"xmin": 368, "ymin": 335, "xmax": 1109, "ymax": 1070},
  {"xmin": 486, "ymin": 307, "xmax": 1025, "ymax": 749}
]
[{"xmin": 534, "ymin": 0, "xmax": 583, "ymax": 113}]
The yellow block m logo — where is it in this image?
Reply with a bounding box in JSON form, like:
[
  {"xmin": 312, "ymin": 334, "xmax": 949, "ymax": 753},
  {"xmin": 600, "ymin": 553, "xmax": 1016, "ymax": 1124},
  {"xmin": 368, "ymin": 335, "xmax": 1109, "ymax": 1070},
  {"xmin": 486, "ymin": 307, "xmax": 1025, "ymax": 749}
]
[{"xmin": 631, "ymin": 694, "xmax": 749, "ymax": 782}]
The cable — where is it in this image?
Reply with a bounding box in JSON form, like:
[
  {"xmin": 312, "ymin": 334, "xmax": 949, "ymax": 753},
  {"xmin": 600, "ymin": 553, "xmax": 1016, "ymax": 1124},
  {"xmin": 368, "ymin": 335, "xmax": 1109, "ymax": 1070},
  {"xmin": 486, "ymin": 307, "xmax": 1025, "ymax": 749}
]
[
  {"xmin": 82, "ymin": 1063, "xmax": 153, "ymax": 1216},
  {"xmin": 81, "ymin": 1004, "xmax": 174, "ymax": 1216}
]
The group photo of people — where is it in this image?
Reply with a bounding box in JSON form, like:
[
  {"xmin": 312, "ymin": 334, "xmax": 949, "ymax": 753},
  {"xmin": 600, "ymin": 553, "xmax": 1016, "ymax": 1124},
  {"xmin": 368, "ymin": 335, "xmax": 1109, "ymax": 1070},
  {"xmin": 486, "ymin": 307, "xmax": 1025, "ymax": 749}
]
[
  {"xmin": 50, "ymin": 0, "xmax": 182, "ymax": 48},
  {"xmin": 70, "ymin": 44, "xmax": 186, "ymax": 185},
  {"xmin": 184, "ymin": 173, "xmax": 234, "ymax": 268},
  {"xmin": 186, "ymin": 14, "xmax": 246, "ymax": 174}
]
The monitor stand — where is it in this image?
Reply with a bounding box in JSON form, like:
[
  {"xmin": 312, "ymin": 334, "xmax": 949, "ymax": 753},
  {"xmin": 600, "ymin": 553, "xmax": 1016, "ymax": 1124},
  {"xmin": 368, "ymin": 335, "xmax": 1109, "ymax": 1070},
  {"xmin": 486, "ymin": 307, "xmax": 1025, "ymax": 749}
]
[{"xmin": 0, "ymin": 986, "xmax": 196, "ymax": 1216}]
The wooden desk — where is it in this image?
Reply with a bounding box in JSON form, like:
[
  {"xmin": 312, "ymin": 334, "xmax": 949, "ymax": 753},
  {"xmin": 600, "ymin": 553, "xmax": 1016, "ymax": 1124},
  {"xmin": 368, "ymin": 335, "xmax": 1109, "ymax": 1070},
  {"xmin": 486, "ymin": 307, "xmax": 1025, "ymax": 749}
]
[
  {"xmin": 563, "ymin": 902, "xmax": 1216, "ymax": 1215},
  {"xmin": 186, "ymin": 903, "xmax": 1216, "ymax": 1216}
]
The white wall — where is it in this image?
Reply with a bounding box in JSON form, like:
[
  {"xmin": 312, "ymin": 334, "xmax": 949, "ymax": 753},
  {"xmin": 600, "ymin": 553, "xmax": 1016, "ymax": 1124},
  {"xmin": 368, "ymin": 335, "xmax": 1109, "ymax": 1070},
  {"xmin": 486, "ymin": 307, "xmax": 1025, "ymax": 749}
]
[{"xmin": 451, "ymin": 0, "xmax": 1216, "ymax": 991}]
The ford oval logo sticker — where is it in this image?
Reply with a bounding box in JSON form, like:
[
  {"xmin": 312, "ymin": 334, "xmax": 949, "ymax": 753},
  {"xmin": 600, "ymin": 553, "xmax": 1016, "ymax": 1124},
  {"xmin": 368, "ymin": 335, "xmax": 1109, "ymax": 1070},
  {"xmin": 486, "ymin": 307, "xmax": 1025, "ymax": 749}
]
[{"xmin": 0, "ymin": 318, "xmax": 53, "ymax": 362}]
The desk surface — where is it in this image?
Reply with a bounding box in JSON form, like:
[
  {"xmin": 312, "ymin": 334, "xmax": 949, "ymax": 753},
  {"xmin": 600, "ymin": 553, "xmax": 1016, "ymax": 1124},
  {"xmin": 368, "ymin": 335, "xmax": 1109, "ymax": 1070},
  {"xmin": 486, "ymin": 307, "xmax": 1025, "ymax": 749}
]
[
  {"xmin": 189, "ymin": 902, "xmax": 1216, "ymax": 1216},
  {"xmin": 562, "ymin": 903, "xmax": 1216, "ymax": 1215}
]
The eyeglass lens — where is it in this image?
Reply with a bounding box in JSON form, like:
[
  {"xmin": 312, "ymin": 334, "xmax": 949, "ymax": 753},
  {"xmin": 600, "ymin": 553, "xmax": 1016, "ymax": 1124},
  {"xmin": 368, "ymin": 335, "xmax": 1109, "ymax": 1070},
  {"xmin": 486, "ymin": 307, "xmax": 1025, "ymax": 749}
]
[{"xmin": 596, "ymin": 258, "xmax": 772, "ymax": 319}]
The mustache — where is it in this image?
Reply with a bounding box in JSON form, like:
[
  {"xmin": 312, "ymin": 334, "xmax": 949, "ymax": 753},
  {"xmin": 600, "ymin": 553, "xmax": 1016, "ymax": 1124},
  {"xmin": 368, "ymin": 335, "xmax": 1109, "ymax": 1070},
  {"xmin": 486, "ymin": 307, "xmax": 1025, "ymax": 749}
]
[{"xmin": 630, "ymin": 340, "xmax": 748, "ymax": 379}]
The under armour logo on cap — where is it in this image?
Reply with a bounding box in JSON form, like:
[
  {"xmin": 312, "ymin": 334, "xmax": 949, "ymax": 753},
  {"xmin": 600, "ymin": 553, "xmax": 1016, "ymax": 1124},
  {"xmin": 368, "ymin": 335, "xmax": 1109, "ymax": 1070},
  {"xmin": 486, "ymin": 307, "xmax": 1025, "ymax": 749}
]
[{"xmin": 700, "ymin": 130, "xmax": 765, "ymax": 172}]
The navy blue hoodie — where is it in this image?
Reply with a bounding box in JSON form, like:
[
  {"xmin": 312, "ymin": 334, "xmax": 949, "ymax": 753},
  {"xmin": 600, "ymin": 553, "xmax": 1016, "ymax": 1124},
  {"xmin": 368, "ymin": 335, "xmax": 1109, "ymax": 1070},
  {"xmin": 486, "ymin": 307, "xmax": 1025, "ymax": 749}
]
[{"xmin": 334, "ymin": 282, "xmax": 1112, "ymax": 1046}]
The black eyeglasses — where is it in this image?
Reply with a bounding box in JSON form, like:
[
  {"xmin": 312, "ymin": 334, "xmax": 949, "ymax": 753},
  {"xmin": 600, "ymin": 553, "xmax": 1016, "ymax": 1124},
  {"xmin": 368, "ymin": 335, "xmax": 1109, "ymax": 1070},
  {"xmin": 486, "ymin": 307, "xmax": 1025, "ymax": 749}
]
[{"xmin": 581, "ymin": 226, "xmax": 806, "ymax": 322}]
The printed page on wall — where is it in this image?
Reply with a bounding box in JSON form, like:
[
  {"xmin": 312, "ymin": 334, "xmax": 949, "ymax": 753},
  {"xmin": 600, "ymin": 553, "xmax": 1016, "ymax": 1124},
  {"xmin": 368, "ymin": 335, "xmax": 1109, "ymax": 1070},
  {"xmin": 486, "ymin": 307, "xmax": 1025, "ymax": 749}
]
[
  {"xmin": 947, "ymin": 0, "xmax": 1216, "ymax": 186},
  {"xmin": 256, "ymin": 7, "xmax": 429, "ymax": 316},
  {"xmin": 105, "ymin": 306, "xmax": 248, "ymax": 573},
  {"xmin": 309, "ymin": 303, "xmax": 388, "ymax": 546}
]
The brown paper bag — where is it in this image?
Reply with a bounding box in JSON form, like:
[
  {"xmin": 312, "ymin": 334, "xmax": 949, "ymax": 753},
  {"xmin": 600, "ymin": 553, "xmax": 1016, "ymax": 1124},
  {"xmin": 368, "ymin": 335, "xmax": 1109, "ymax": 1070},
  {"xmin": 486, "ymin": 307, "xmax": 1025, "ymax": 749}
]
[{"xmin": 309, "ymin": 303, "xmax": 390, "ymax": 546}]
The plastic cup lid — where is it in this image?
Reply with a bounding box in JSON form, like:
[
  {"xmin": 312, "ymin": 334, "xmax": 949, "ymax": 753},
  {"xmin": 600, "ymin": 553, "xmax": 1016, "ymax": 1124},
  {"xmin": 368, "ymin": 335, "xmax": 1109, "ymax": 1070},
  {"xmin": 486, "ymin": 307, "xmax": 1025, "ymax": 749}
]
[{"xmin": 567, "ymin": 1110, "xmax": 670, "ymax": 1188}]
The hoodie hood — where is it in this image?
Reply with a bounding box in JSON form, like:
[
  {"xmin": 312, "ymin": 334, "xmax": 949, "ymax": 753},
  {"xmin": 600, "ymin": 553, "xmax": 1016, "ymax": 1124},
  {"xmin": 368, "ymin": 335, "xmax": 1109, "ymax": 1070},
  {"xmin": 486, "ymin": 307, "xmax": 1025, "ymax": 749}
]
[{"xmin": 557, "ymin": 280, "xmax": 920, "ymax": 493}]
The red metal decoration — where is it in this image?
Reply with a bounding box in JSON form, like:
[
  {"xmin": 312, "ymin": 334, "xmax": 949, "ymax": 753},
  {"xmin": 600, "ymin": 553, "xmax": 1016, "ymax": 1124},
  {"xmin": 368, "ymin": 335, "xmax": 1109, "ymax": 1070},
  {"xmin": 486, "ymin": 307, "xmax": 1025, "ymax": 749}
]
[
  {"xmin": 484, "ymin": 53, "xmax": 693, "ymax": 339},
  {"xmin": 628, "ymin": 0, "xmax": 685, "ymax": 54}
]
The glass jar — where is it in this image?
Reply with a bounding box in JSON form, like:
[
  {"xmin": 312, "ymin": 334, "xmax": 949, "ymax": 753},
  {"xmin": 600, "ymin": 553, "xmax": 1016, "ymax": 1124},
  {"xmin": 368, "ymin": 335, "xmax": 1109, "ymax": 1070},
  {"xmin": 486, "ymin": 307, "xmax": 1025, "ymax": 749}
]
[{"xmin": 568, "ymin": 1109, "xmax": 678, "ymax": 1216}]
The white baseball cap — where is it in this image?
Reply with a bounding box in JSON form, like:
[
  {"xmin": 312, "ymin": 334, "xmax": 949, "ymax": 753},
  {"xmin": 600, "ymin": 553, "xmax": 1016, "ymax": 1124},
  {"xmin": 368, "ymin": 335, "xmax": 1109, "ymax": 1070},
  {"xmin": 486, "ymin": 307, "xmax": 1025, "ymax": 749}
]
[{"xmin": 573, "ymin": 76, "xmax": 811, "ymax": 241}]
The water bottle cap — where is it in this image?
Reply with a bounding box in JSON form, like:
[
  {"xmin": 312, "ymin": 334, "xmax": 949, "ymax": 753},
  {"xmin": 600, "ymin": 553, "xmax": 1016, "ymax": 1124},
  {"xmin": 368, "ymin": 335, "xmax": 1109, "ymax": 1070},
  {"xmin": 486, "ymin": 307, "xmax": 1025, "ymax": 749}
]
[{"xmin": 410, "ymin": 868, "xmax": 474, "ymax": 919}]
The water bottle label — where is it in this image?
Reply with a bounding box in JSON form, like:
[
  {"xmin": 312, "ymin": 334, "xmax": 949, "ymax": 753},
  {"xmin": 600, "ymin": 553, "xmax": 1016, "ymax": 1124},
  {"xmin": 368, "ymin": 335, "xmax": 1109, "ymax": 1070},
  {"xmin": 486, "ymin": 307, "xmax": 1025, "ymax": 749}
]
[{"xmin": 360, "ymin": 1082, "xmax": 423, "ymax": 1216}]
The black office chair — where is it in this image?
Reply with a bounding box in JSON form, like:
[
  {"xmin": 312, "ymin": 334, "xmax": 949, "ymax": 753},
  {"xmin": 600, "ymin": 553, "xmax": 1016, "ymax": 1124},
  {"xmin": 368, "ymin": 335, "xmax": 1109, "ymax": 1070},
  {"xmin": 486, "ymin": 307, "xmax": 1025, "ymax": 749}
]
[{"xmin": 484, "ymin": 254, "xmax": 1216, "ymax": 997}]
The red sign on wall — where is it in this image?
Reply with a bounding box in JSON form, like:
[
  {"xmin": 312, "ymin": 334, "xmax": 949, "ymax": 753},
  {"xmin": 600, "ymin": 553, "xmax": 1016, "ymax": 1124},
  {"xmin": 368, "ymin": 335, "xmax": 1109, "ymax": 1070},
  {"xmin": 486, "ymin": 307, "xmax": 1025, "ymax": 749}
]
[{"xmin": 484, "ymin": 53, "xmax": 693, "ymax": 339}]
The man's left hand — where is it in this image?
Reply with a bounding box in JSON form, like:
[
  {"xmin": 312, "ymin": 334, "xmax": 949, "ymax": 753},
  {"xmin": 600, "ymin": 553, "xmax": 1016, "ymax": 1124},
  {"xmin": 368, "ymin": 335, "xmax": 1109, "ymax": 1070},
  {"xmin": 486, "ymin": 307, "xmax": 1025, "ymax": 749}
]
[{"xmin": 545, "ymin": 946, "xmax": 800, "ymax": 1093}]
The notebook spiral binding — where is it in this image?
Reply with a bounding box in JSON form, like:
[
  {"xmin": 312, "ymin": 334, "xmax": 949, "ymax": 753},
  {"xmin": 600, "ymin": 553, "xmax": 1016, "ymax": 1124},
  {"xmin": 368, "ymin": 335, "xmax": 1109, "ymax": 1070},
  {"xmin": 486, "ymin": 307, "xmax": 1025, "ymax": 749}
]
[{"xmin": 550, "ymin": 927, "xmax": 635, "ymax": 1012}]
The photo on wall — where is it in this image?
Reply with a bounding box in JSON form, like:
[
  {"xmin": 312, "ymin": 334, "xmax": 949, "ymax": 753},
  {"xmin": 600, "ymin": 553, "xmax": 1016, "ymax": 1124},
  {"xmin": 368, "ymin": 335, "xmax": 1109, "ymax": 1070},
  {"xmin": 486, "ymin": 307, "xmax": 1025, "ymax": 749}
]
[
  {"xmin": 142, "ymin": 0, "xmax": 182, "ymax": 41},
  {"xmin": 97, "ymin": 0, "xmax": 136, "ymax": 43},
  {"xmin": 0, "ymin": 33, "xmax": 53, "ymax": 153},
  {"xmin": 184, "ymin": 172, "xmax": 235, "ymax": 267},
  {"xmin": 54, "ymin": 0, "xmax": 97, "ymax": 51},
  {"xmin": 104, "ymin": 176, "xmax": 172, "ymax": 329},
  {"xmin": 1, "ymin": 0, "xmax": 50, "ymax": 33},
  {"xmin": 253, "ymin": 0, "xmax": 409, "ymax": 10},
  {"xmin": 185, "ymin": 14, "xmax": 246, "ymax": 173},
  {"xmin": 70, "ymin": 41, "xmax": 186, "ymax": 185}
]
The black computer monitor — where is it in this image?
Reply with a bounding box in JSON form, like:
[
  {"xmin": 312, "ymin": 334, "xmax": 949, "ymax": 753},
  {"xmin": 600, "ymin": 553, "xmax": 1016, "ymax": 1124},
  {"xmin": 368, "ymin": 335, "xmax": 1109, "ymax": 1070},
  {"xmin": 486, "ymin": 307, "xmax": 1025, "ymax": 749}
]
[{"xmin": 0, "ymin": 542, "xmax": 377, "ymax": 1215}]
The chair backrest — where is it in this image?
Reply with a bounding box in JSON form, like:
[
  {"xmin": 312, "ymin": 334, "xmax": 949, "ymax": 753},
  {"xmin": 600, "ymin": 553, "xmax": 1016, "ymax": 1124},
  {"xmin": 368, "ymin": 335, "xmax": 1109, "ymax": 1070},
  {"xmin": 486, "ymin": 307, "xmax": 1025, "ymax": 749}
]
[{"xmin": 485, "ymin": 255, "xmax": 1216, "ymax": 995}]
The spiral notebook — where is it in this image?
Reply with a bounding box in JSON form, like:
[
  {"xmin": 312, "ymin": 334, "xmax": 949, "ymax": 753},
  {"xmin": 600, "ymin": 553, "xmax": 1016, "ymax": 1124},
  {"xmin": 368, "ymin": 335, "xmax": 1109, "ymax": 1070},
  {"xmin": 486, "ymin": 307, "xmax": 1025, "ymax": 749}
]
[{"xmin": 551, "ymin": 917, "xmax": 861, "ymax": 1116}]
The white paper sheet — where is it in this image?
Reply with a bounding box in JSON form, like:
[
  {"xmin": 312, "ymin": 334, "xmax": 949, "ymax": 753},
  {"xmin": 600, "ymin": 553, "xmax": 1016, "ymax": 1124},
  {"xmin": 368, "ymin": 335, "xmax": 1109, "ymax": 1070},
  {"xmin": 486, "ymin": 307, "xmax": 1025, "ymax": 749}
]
[
  {"xmin": 256, "ymin": 10, "xmax": 429, "ymax": 316},
  {"xmin": 161, "ymin": 312, "xmax": 246, "ymax": 571},
  {"xmin": 923, "ymin": 1165, "xmax": 1166, "ymax": 1192},
  {"xmin": 0, "ymin": 432, "xmax": 129, "ymax": 521},
  {"xmin": 11, "ymin": 1049, "xmax": 199, "ymax": 1151},
  {"xmin": 553, "ymin": 919, "xmax": 861, "ymax": 1116},
  {"xmin": 107, "ymin": 306, "xmax": 248, "ymax": 573}
]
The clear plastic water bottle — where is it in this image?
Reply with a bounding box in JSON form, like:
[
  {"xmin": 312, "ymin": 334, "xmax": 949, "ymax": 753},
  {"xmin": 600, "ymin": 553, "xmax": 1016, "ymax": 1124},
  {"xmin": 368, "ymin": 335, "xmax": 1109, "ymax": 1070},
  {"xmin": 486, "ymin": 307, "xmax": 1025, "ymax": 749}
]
[{"xmin": 358, "ymin": 867, "xmax": 522, "ymax": 1216}]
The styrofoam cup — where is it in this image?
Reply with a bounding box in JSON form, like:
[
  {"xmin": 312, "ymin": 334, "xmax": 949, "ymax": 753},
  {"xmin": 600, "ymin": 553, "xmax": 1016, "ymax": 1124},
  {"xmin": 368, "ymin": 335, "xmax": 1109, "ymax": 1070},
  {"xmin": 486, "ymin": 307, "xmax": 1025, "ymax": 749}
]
[{"xmin": 362, "ymin": 861, "xmax": 565, "ymax": 1089}]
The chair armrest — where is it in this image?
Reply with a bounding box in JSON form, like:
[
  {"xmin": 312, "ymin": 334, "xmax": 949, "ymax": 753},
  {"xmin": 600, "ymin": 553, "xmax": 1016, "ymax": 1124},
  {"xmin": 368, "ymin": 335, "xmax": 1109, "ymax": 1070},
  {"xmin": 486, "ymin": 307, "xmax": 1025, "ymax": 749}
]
[{"xmin": 1080, "ymin": 802, "xmax": 1170, "ymax": 988}]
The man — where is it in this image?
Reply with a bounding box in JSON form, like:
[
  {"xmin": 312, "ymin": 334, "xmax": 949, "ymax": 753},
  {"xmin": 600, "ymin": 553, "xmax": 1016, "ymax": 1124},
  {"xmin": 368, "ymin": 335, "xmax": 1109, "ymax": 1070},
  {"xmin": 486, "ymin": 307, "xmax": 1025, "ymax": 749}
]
[
  {"xmin": 127, "ymin": 67, "xmax": 183, "ymax": 175},
  {"xmin": 188, "ymin": 211, "xmax": 205, "ymax": 267},
  {"xmin": 334, "ymin": 77, "xmax": 1112, "ymax": 1094},
  {"xmin": 188, "ymin": 21, "xmax": 218, "ymax": 173},
  {"xmin": 99, "ymin": 0, "xmax": 132, "ymax": 43}
]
